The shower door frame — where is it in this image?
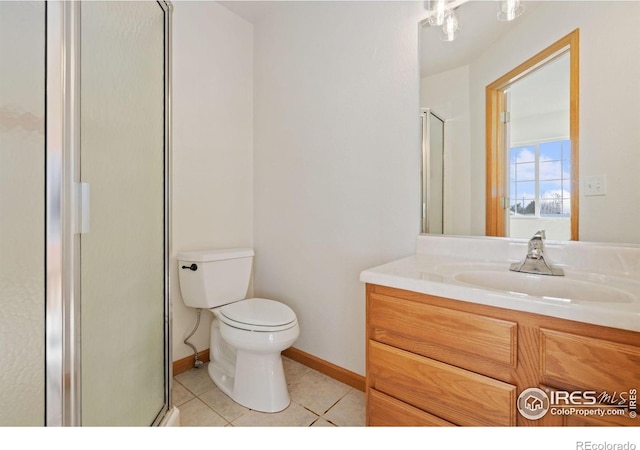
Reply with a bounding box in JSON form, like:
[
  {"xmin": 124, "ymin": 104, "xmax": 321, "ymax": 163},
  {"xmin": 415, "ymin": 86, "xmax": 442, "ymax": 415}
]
[{"xmin": 45, "ymin": 0, "xmax": 173, "ymax": 426}]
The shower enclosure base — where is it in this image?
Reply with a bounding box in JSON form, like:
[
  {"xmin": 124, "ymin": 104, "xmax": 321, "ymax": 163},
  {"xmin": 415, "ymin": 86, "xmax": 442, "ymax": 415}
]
[{"xmin": 159, "ymin": 406, "xmax": 180, "ymax": 427}]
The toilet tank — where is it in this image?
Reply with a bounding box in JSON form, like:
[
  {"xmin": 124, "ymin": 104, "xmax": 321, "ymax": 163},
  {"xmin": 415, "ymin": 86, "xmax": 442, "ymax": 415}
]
[{"xmin": 177, "ymin": 248, "xmax": 254, "ymax": 309}]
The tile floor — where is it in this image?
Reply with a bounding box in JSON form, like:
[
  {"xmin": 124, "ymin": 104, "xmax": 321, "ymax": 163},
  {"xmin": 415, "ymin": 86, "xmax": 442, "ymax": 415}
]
[{"xmin": 173, "ymin": 356, "xmax": 366, "ymax": 427}]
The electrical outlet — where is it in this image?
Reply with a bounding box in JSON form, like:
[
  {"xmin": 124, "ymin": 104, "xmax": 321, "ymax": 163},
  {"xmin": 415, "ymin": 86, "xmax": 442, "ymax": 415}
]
[{"xmin": 584, "ymin": 175, "xmax": 606, "ymax": 196}]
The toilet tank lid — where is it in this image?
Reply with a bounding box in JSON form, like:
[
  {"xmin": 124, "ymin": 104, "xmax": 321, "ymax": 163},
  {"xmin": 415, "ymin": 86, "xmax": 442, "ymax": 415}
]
[{"xmin": 177, "ymin": 248, "xmax": 254, "ymax": 262}]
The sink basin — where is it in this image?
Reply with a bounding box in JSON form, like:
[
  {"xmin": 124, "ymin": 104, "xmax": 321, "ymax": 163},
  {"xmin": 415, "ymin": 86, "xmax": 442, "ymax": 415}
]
[{"xmin": 454, "ymin": 270, "xmax": 636, "ymax": 304}]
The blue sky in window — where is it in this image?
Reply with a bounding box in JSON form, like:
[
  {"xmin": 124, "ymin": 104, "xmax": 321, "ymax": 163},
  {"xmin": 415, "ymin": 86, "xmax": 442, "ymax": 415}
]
[{"xmin": 509, "ymin": 140, "xmax": 571, "ymax": 215}]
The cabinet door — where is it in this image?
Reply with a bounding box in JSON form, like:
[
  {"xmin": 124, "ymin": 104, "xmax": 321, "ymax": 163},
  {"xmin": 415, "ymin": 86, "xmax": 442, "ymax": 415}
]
[
  {"xmin": 368, "ymin": 341, "xmax": 517, "ymax": 426},
  {"xmin": 564, "ymin": 414, "xmax": 638, "ymax": 427},
  {"xmin": 368, "ymin": 389, "xmax": 455, "ymax": 426},
  {"xmin": 541, "ymin": 328, "xmax": 640, "ymax": 392},
  {"xmin": 540, "ymin": 330, "xmax": 640, "ymax": 427},
  {"xmin": 368, "ymin": 293, "xmax": 518, "ymax": 368}
]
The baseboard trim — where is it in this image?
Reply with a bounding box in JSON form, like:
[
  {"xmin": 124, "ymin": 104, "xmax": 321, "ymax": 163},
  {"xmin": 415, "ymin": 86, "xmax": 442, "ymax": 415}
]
[
  {"xmin": 172, "ymin": 347, "xmax": 365, "ymax": 392},
  {"xmin": 173, "ymin": 350, "xmax": 210, "ymax": 376},
  {"xmin": 282, "ymin": 347, "xmax": 365, "ymax": 392}
]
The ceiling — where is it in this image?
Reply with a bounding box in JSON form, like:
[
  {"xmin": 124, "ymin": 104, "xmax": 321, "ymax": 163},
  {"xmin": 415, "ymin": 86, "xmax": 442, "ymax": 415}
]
[
  {"xmin": 218, "ymin": 1, "xmax": 290, "ymax": 24},
  {"xmin": 218, "ymin": 1, "xmax": 541, "ymax": 78}
]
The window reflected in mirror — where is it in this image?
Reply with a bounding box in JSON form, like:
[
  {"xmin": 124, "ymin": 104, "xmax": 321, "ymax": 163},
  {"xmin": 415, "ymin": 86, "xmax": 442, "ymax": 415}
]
[
  {"xmin": 486, "ymin": 29, "xmax": 579, "ymax": 241},
  {"xmin": 419, "ymin": 1, "xmax": 640, "ymax": 245}
]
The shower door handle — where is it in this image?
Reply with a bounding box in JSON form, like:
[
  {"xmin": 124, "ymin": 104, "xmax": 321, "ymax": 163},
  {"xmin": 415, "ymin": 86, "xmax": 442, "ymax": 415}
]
[{"xmin": 76, "ymin": 182, "xmax": 90, "ymax": 234}]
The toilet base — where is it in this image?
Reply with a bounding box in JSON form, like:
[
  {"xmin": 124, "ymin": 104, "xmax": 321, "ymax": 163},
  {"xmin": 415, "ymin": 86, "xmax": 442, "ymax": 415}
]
[
  {"xmin": 208, "ymin": 350, "xmax": 290, "ymax": 413},
  {"xmin": 209, "ymin": 317, "xmax": 296, "ymax": 413}
]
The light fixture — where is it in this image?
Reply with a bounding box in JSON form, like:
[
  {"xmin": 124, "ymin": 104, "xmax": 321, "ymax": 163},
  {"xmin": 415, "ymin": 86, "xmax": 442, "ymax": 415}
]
[
  {"xmin": 425, "ymin": 0, "xmax": 459, "ymax": 42},
  {"xmin": 427, "ymin": 0, "xmax": 448, "ymax": 27},
  {"xmin": 424, "ymin": 0, "xmax": 525, "ymax": 43},
  {"xmin": 497, "ymin": 0, "xmax": 525, "ymax": 22},
  {"xmin": 441, "ymin": 10, "xmax": 459, "ymax": 42}
]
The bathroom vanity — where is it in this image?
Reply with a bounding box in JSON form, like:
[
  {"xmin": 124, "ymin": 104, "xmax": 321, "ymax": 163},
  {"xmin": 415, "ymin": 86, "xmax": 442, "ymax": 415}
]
[{"xmin": 361, "ymin": 235, "xmax": 640, "ymax": 427}]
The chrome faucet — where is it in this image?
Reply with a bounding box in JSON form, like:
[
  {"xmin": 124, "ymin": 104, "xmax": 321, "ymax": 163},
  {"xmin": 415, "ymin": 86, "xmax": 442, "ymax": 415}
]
[{"xmin": 509, "ymin": 230, "xmax": 564, "ymax": 276}]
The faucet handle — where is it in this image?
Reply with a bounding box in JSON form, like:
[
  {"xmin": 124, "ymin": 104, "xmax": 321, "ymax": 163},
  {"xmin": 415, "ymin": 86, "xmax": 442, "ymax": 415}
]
[
  {"xmin": 528, "ymin": 230, "xmax": 546, "ymax": 258},
  {"xmin": 512, "ymin": 229, "xmax": 564, "ymax": 276},
  {"xmin": 533, "ymin": 230, "xmax": 546, "ymax": 240}
]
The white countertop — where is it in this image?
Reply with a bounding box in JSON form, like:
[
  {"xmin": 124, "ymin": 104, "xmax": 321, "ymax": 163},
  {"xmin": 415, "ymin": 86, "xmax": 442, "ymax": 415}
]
[{"xmin": 360, "ymin": 235, "xmax": 640, "ymax": 332}]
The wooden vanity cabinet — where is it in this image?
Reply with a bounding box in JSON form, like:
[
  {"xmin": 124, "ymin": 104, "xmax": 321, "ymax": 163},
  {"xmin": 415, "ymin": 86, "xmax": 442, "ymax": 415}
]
[{"xmin": 365, "ymin": 284, "xmax": 640, "ymax": 427}]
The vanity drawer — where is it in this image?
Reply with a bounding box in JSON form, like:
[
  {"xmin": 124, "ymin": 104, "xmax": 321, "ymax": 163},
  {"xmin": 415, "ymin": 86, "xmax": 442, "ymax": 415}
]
[
  {"xmin": 368, "ymin": 389, "xmax": 455, "ymax": 426},
  {"xmin": 368, "ymin": 292, "xmax": 518, "ymax": 367},
  {"xmin": 540, "ymin": 328, "xmax": 640, "ymax": 392},
  {"xmin": 368, "ymin": 340, "xmax": 517, "ymax": 426}
]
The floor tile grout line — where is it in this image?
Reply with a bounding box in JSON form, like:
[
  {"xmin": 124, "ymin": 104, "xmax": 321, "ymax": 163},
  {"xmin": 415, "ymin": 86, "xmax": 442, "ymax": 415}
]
[
  {"xmin": 320, "ymin": 386, "xmax": 354, "ymax": 416},
  {"xmin": 193, "ymin": 395, "xmax": 230, "ymax": 426},
  {"xmin": 185, "ymin": 387, "xmax": 348, "ymax": 426},
  {"xmin": 174, "ymin": 359, "xmax": 364, "ymax": 427}
]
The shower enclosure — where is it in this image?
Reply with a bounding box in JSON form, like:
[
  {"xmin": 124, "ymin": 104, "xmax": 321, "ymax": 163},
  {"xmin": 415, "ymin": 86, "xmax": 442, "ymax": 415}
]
[
  {"xmin": 421, "ymin": 108, "xmax": 445, "ymax": 234},
  {"xmin": 0, "ymin": 1, "xmax": 172, "ymax": 426}
]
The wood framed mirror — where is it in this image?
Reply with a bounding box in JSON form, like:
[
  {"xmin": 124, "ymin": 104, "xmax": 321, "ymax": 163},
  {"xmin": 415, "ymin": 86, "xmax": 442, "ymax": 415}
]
[{"xmin": 486, "ymin": 29, "xmax": 579, "ymax": 240}]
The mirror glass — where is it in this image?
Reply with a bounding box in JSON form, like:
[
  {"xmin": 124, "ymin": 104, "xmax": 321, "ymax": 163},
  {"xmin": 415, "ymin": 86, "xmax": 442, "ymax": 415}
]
[
  {"xmin": 421, "ymin": 108, "xmax": 445, "ymax": 234},
  {"xmin": 419, "ymin": 0, "xmax": 640, "ymax": 244},
  {"xmin": 506, "ymin": 51, "xmax": 571, "ymax": 241}
]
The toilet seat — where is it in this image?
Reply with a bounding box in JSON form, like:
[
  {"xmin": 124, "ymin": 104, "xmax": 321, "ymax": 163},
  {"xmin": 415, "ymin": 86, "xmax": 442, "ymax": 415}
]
[{"xmin": 217, "ymin": 298, "xmax": 297, "ymax": 332}]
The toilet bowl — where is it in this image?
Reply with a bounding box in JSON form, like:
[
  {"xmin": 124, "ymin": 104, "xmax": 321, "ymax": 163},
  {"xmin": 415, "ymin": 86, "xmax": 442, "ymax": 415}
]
[
  {"xmin": 210, "ymin": 298, "xmax": 299, "ymax": 412},
  {"xmin": 177, "ymin": 249, "xmax": 299, "ymax": 413}
]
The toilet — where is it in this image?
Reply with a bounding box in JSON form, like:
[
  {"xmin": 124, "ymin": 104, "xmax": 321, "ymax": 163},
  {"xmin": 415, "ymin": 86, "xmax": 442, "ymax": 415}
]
[{"xmin": 177, "ymin": 248, "xmax": 299, "ymax": 413}]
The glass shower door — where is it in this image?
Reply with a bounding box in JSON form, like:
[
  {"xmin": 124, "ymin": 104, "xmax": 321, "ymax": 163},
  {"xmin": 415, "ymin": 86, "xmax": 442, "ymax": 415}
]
[
  {"xmin": 0, "ymin": 1, "xmax": 45, "ymax": 426},
  {"xmin": 80, "ymin": 1, "xmax": 168, "ymax": 426},
  {"xmin": 421, "ymin": 109, "xmax": 445, "ymax": 234}
]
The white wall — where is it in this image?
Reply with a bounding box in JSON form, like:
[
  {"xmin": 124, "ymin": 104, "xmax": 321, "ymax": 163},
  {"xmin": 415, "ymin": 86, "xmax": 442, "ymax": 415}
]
[
  {"xmin": 172, "ymin": 1, "xmax": 254, "ymax": 361},
  {"xmin": 170, "ymin": 1, "xmax": 640, "ymax": 373},
  {"xmin": 253, "ymin": 1, "xmax": 423, "ymax": 375}
]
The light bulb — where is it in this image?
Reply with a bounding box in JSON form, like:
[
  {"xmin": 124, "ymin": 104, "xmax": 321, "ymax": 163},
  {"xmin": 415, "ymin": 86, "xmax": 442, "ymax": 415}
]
[
  {"xmin": 441, "ymin": 10, "xmax": 458, "ymax": 42},
  {"xmin": 428, "ymin": 0, "xmax": 447, "ymax": 26},
  {"xmin": 498, "ymin": 0, "xmax": 525, "ymax": 22}
]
